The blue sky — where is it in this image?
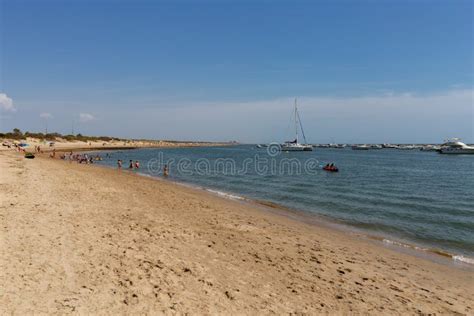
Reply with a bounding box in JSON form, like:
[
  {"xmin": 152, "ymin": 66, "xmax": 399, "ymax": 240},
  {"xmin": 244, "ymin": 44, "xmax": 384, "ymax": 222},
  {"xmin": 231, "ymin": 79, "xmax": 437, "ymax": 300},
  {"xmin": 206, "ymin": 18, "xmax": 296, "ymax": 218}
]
[{"xmin": 0, "ymin": 0, "xmax": 472, "ymax": 143}]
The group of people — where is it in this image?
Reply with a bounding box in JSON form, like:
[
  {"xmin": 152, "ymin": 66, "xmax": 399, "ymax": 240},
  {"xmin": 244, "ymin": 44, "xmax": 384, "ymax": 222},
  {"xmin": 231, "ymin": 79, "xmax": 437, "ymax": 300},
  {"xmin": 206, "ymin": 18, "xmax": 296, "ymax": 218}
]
[
  {"xmin": 60, "ymin": 152, "xmax": 103, "ymax": 164},
  {"xmin": 116, "ymin": 159, "xmax": 169, "ymax": 177},
  {"xmin": 16, "ymin": 145, "xmax": 26, "ymax": 153},
  {"xmin": 323, "ymin": 163, "xmax": 339, "ymax": 172},
  {"xmin": 117, "ymin": 159, "xmax": 140, "ymax": 170},
  {"xmin": 12, "ymin": 143, "xmax": 170, "ymax": 177},
  {"xmin": 7, "ymin": 143, "xmax": 27, "ymax": 152}
]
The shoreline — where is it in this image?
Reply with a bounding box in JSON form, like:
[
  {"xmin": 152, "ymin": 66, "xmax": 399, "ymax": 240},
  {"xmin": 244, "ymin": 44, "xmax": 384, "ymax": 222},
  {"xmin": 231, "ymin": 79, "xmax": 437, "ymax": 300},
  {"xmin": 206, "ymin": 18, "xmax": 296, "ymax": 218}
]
[
  {"xmin": 153, "ymin": 175, "xmax": 474, "ymax": 270},
  {"xmin": 1, "ymin": 150, "xmax": 473, "ymax": 314},
  {"xmin": 84, "ymin": 148, "xmax": 474, "ymax": 269}
]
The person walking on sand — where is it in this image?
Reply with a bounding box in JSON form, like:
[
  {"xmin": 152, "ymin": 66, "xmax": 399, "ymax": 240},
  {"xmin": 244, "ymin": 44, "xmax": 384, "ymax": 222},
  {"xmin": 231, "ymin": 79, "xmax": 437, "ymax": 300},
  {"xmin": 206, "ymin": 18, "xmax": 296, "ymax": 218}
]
[
  {"xmin": 117, "ymin": 159, "xmax": 122, "ymax": 169},
  {"xmin": 134, "ymin": 160, "xmax": 140, "ymax": 169}
]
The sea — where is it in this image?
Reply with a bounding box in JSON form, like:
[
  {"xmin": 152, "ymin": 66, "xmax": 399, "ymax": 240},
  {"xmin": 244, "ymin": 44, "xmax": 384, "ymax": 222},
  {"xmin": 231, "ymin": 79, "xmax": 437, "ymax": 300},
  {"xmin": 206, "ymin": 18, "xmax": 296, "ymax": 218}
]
[{"xmin": 92, "ymin": 145, "xmax": 474, "ymax": 265}]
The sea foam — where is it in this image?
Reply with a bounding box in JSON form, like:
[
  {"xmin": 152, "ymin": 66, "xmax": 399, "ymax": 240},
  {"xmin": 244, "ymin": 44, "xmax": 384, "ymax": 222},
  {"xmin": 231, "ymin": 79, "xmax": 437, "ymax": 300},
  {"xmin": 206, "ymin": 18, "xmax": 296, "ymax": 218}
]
[
  {"xmin": 206, "ymin": 189, "xmax": 245, "ymax": 201},
  {"xmin": 452, "ymin": 255, "xmax": 474, "ymax": 265}
]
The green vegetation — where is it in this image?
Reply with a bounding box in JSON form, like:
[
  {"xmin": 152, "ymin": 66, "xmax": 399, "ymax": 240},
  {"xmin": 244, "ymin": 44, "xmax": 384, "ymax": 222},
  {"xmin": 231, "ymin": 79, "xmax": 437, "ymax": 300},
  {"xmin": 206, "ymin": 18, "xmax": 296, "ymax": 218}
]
[
  {"xmin": 1, "ymin": 128, "xmax": 230, "ymax": 144},
  {"xmin": 0, "ymin": 128, "xmax": 123, "ymax": 142}
]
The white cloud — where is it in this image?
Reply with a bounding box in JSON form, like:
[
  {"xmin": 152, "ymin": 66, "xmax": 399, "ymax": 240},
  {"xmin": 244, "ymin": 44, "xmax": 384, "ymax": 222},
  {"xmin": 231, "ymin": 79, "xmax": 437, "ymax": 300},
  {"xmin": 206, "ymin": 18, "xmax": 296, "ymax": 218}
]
[
  {"xmin": 40, "ymin": 112, "xmax": 53, "ymax": 119},
  {"xmin": 0, "ymin": 93, "xmax": 15, "ymax": 112},
  {"xmin": 79, "ymin": 113, "xmax": 96, "ymax": 122}
]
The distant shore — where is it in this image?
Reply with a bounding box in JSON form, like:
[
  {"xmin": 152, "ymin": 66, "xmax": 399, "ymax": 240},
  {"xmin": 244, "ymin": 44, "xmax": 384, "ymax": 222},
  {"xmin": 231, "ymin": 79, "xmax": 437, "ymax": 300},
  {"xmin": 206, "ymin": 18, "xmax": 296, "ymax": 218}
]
[{"xmin": 1, "ymin": 136, "xmax": 234, "ymax": 153}]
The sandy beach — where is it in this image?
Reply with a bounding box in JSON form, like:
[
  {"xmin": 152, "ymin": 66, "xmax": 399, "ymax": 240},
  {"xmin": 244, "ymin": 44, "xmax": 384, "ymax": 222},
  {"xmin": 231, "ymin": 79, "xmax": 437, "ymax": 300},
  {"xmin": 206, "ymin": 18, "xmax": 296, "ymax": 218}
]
[
  {"xmin": 0, "ymin": 149, "xmax": 473, "ymax": 314},
  {"xmin": 2, "ymin": 137, "xmax": 232, "ymax": 153}
]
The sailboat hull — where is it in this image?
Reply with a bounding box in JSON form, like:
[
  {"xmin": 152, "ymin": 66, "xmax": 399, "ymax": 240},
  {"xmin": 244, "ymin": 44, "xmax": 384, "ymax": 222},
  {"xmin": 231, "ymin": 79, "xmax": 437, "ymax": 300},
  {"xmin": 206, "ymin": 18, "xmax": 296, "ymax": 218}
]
[{"xmin": 281, "ymin": 144, "xmax": 313, "ymax": 151}]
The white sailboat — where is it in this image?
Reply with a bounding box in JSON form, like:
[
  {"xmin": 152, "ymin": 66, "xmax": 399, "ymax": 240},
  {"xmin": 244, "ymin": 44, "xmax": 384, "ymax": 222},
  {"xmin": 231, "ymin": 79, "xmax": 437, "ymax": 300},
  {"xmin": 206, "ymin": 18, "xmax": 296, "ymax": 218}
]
[{"xmin": 281, "ymin": 99, "xmax": 313, "ymax": 152}]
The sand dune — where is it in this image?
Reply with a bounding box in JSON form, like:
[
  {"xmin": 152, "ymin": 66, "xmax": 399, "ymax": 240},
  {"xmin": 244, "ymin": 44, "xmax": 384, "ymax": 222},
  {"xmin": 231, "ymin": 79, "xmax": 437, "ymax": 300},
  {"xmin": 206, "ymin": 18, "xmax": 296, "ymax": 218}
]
[
  {"xmin": 0, "ymin": 150, "xmax": 472, "ymax": 314},
  {"xmin": 1, "ymin": 137, "xmax": 231, "ymax": 153}
]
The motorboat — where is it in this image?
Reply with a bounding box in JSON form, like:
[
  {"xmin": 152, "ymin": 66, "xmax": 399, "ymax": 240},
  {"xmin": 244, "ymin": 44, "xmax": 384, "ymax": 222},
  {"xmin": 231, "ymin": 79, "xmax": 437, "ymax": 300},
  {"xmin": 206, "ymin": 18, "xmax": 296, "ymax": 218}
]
[
  {"xmin": 329, "ymin": 143, "xmax": 346, "ymax": 149},
  {"xmin": 352, "ymin": 144, "xmax": 370, "ymax": 150},
  {"xmin": 420, "ymin": 145, "xmax": 440, "ymax": 152},
  {"xmin": 382, "ymin": 143, "xmax": 398, "ymax": 149},
  {"xmin": 397, "ymin": 145, "xmax": 417, "ymax": 150},
  {"xmin": 438, "ymin": 138, "xmax": 474, "ymax": 154}
]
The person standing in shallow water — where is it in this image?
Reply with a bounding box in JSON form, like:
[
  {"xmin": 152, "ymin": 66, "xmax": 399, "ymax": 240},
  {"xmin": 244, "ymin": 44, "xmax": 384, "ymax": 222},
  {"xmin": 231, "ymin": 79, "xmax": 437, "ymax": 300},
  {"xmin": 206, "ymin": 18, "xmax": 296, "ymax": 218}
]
[
  {"xmin": 163, "ymin": 164, "xmax": 169, "ymax": 177},
  {"xmin": 134, "ymin": 160, "xmax": 140, "ymax": 169},
  {"xmin": 117, "ymin": 160, "xmax": 122, "ymax": 169},
  {"xmin": 129, "ymin": 160, "xmax": 134, "ymax": 169}
]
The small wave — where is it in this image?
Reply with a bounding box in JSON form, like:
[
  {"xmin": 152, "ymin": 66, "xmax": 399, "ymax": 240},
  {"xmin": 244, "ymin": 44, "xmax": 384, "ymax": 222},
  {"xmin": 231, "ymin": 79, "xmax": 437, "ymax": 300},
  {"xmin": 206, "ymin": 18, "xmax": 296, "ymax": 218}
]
[
  {"xmin": 452, "ymin": 255, "xmax": 474, "ymax": 265},
  {"xmin": 382, "ymin": 239, "xmax": 428, "ymax": 251},
  {"xmin": 136, "ymin": 172, "xmax": 154, "ymax": 178},
  {"xmin": 382, "ymin": 239, "xmax": 474, "ymax": 266},
  {"xmin": 206, "ymin": 189, "xmax": 245, "ymax": 201}
]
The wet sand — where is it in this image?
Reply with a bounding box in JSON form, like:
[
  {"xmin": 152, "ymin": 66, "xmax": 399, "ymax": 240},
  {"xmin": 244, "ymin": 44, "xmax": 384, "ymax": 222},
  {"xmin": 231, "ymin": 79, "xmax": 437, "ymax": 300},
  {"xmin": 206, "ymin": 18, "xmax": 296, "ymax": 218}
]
[{"xmin": 0, "ymin": 150, "xmax": 472, "ymax": 314}]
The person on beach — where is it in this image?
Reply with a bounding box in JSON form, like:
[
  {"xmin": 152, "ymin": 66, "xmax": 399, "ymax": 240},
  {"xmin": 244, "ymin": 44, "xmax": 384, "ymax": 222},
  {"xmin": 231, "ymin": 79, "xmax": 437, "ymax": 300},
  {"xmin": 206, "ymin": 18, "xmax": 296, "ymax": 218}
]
[
  {"xmin": 134, "ymin": 160, "xmax": 140, "ymax": 169},
  {"xmin": 163, "ymin": 164, "xmax": 169, "ymax": 177},
  {"xmin": 117, "ymin": 160, "xmax": 122, "ymax": 169},
  {"xmin": 129, "ymin": 160, "xmax": 134, "ymax": 169}
]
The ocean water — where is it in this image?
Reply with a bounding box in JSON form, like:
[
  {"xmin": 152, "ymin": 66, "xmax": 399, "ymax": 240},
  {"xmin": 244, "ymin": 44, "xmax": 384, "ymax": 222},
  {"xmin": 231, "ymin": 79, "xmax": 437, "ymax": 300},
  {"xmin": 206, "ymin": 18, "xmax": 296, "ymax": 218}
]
[{"xmin": 94, "ymin": 145, "xmax": 474, "ymax": 262}]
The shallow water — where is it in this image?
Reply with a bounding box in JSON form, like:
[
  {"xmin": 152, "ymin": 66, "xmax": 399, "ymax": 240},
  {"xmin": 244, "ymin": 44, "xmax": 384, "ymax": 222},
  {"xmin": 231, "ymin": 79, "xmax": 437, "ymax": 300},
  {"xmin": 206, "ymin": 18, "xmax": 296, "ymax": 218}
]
[{"xmin": 94, "ymin": 145, "xmax": 474, "ymax": 261}]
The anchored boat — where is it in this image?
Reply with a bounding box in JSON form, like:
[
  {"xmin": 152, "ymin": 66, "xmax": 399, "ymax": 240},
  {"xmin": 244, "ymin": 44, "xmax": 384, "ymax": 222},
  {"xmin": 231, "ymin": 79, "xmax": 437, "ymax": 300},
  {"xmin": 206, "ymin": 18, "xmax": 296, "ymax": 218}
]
[
  {"xmin": 438, "ymin": 138, "xmax": 474, "ymax": 154},
  {"xmin": 281, "ymin": 99, "xmax": 313, "ymax": 152}
]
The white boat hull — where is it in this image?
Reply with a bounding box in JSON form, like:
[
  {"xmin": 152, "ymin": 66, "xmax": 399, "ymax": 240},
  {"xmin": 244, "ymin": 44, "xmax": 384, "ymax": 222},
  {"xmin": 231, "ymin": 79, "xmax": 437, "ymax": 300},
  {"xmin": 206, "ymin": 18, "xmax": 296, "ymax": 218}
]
[
  {"xmin": 281, "ymin": 144, "xmax": 313, "ymax": 151},
  {"xmin": 439, "ymin": 148, "xmax": 474, "ymax": 154}
]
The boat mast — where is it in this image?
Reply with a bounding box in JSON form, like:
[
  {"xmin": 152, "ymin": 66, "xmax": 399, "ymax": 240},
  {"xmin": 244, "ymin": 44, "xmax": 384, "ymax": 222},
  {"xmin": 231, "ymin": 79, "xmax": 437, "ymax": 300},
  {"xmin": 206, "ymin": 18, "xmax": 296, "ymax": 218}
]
[
  {"xmin": 295, "ymin": 98, "xmax": 298, "ymax": 143},
  {"xmin": 297, "ymin": 106, "xmax": 308, "ymax": 144}
]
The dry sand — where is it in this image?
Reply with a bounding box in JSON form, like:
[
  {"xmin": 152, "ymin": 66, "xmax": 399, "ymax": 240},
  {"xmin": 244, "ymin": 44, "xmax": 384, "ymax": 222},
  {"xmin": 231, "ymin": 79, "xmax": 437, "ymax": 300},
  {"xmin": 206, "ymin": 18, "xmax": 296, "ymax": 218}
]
[{"xmin": 0, "ymin": 150, "xmax": 472, "ymax": 314}]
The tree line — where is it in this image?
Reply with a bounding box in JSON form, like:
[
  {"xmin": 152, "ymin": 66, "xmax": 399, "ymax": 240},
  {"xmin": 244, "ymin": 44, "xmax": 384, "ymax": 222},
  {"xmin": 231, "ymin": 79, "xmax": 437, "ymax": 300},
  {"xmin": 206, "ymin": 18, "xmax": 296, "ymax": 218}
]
[{"xmin": 0, "ymin": 128, "xmax": 123, "ymax": 142}]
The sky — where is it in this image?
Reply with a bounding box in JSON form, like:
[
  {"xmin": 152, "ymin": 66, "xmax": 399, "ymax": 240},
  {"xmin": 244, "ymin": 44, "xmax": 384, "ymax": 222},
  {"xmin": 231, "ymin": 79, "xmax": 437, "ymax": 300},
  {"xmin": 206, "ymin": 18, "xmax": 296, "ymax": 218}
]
[{"xmin": 0, "ymin": 0, "xmax": 472, "ymax": 143}]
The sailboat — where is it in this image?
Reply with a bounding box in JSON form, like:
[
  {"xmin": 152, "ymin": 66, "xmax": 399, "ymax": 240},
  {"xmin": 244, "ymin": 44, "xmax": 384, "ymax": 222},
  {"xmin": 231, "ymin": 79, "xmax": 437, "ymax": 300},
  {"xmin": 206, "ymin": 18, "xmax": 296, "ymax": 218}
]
[{"xmin": 281, "ymin": 99, "xmax": 313, "ymax": 152}]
